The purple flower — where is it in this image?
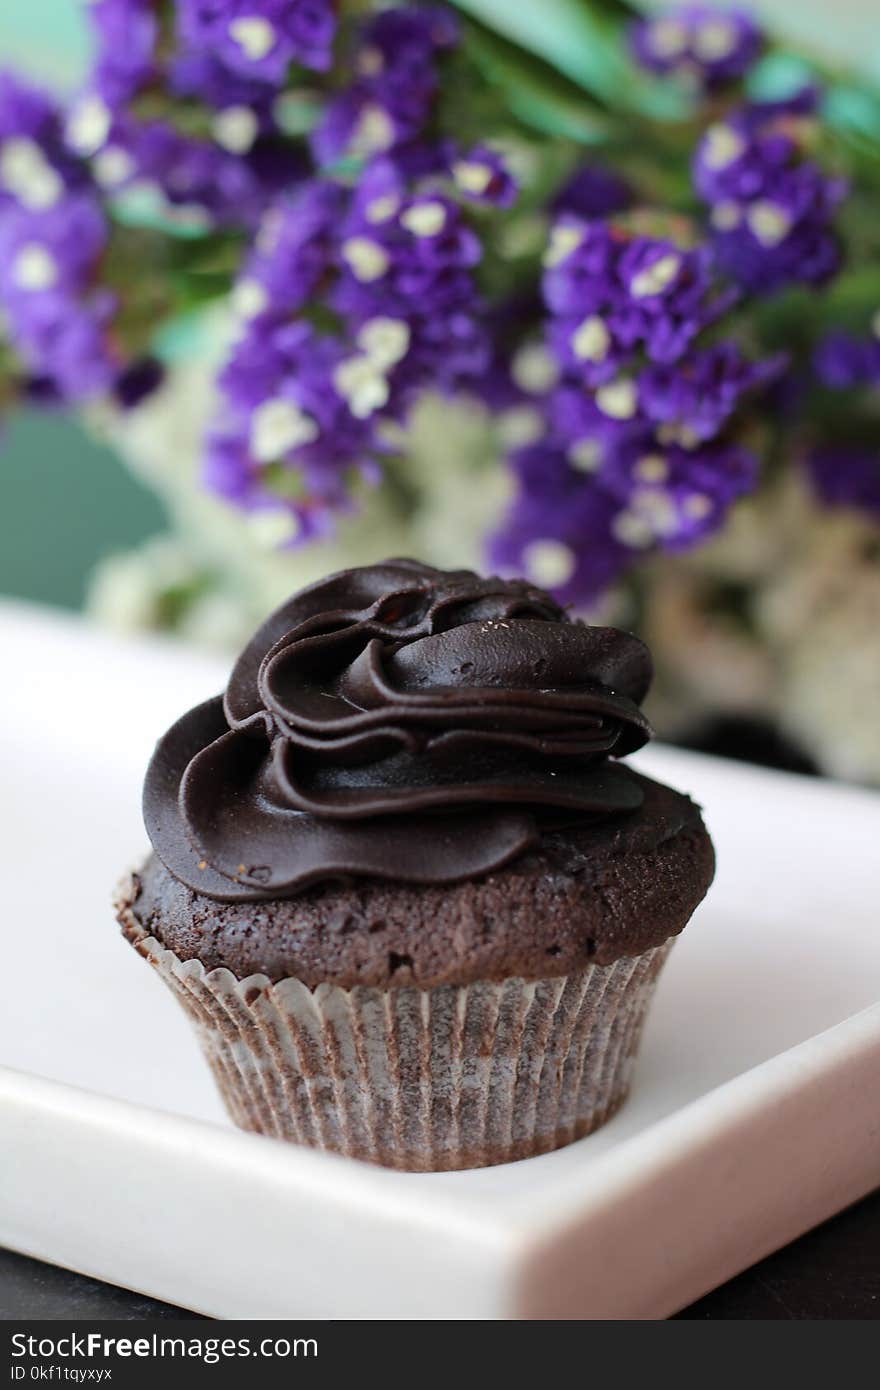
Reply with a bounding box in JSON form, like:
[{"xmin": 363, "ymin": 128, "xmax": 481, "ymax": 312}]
[
  {"xmin": 692, "ymin": 88, "xmax": 822, "ymax": 205},
  {"xmin": 208, "ymin": 318, "xmax": 383, "ymax": 535},
  {"xmin": 97, "ymin": 116, "xmax": 300, "ymax": 226},
  {"xmin": 613, "ymin": 238, "xmax": 736, "ymax": 363},
  {"xmin": 0, "ymin": 187, "xmax": 128, "ymax": 401},
  {"xmin": 806, "ymin": 444, "xmax": 880, "ymax": 516},
  {"xmin": 489, "ymin": 425, "xmax": 761, "ymax": 605},
  {"xmin": 693, "ymin": 97, "xmax": 846, "ymax": 294},
  {"xmin": 806, "ymin": 335, "xmax": 880, "ymax": 517},
  {"xmin": 630, "ymin": 6, "xmax": 762, "ymax": 89},
  {"xmin": 450, "ymin": 145, "xmax": 517, "ymax": 208},
  {"xmin": 114, "ymin": 356, "xmax": 165, "ymax": 409},
  {"xmin": 312, "ymin": 6, "xmax": 458, "ymax": 164},
  {"xmin": 710, "ymin": 170, "xmax": 844, "ymax": 294},
  {"xmin": 544, "ymin": 219, "xmax": 739, "ymax": 387},
  {"xmin": 0, "ymin": 71, "xmax": 61, "ymax": 143},
  {"xmin": 638, "ymin": 342, "xmax": 783, "ymax": 442},
  {"xmin": 542, "ymin": 217, "xmax": 617, "ymax": 313},
  {"xmin": 0, "ymin": 73, "xmax": 83, "ymax": 210},
  {"xmin": 0, "ymin": 194, "xmax": 108, "ymax": 300},
  {"xmin": 332, "ymin": 175, "xmax": 488, "ymax": 396},
  {"xmin": 234, "ymin": 179, "xmax": 346, "ymax": 318},
  {"xmin": 599, "ymin": 436, "xmax": 759, "ymax": 548},
  {"xmin": 203, "ymin": 429, "xmax": 265, "ymax": 509},
  {"xmin": 492, "ymin": 208, "xmax": 779, "ymax": 602},
  {"xmin": 211, "ymin": 133, "xmax": 494, "ymax": 531},
  {"xmin": 87, "ymin": 0, "xmax": 158, "ymax": 109},
  {"xmin": 204, "ymin": 428, "xmax": 338, "ymax": 543},
  {"xmin": 548, "ymin": 383, "xmax": 643, "ymax": 456},
  {"xmin": 814, "ymin": 331, "xmax": 880, "ymax": 390},
  {"xmin": 488, "ymin": 445, "xmax": 632, "ymax": 603},
  {"xmin": 2, "ymin": 288, "xmax": 119, "ymax": 399},
  {"xmin": 177, "ymin": 0, "xmax": 337, "ymax": 82},
  {"xmin": 169, "ymin": 50, "xmax": 277, "ymax": 120},
  {"xmin": 550, "ymin": 163, "xmax": 631, "ymax": 220}
]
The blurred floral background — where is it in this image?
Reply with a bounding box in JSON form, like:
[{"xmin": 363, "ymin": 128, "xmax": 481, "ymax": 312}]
[{"xmin": 1, "ymin": 0, "xmax": 879, "ymax": 782}]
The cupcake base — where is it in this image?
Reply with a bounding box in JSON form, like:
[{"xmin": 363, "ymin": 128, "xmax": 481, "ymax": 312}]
[{"xmin": 118, "ymin": 878, "xmax": 672, "ymax": 1171}]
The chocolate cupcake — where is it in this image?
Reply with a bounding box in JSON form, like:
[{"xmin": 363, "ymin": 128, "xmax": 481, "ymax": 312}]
[{"xmin": 117, "ymin": 559, "xmax": 714, "ymax": 1170}]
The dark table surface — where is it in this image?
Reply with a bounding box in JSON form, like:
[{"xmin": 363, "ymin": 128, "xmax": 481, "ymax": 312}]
[{"xmin": 2, "ymin": 1187, "xmax": 879, "ymax": 1320}]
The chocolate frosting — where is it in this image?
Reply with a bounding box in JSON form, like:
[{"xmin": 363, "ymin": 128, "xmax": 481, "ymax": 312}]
[{"xmin": 144, "ymin": 559, "xmax": 654, "ymax": 901}]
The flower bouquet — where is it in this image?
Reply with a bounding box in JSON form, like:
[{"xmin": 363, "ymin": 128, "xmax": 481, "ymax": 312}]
[{"xmin": 1, "ymin": 1, "xmax": 879, "ymax": 777}]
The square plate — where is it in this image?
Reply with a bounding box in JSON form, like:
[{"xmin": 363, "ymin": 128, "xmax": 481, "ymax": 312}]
[{"xmin": 1, "ymin": 601, "xmax": 878, "ymax": 1320}]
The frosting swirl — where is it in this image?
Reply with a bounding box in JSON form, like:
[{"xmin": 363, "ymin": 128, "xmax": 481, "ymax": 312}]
[{"xmin": 144, "ymin": 559, "xmax": 653, "ymax": 900}]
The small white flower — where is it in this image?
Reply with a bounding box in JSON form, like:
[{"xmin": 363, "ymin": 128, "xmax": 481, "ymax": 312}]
[
  {"xmin": 365, "ymin": 193, "xmax": 400, "ymax": 225},
  {"xmin": 93, "ymin": 145, "xmax": 135, "ymax": 188},
  {"xmin": 228, "ymin": 16, "xmax": 276, "ymax": 62},
  {"xmin": 453, "ymin": 159, "xmax": 492, "ymax": 196},
  {"xmin": 522, "ymin": 539, "xmax": 576, "ymax": 588},
  {"xmin": 682, "ymin": 491, "xmax": 713, "ymax": 520},
  {"xmin": 630, "ymin": 252, "xmax": 681, "ymax": 299},
  {"xmin": 596, "ymin": 378, "xmax": 638, "ymax": 420},
  {"xmin": 358, "ymin": 45, "xmax": 384, "ymax": 77},
  {"xmin": 693, "ymin": 19, "xmax": 738, "ymax": 63},
  {"xmin": 247, "ymin": 509, "xmax": 299, "ymax": 550},
  {"xmin": 611, "ymin": 510, "xmax": 655, "ymax": 549},
  {"xmin": 357, "ymin": 317, "xmax": 410, "ymax": 368},
  {"xmin": 333, "ymin": 356, "xmax": 390, "ymax": 419},
  {"xmin": 571, "ymin": 315, "xmax": 611, "ymax": 363},
  {"xmin": 212, "ymin": 105, "xmax": 259, "ymax": 154},
  {"xmin": 702, "ymin": 123, "xmax": 745, "ymax": 171},
  {"xmin": 350, "ymin": 103, "xmax": 395, "ymax": 157},
  {"xmin": 496, "ymin": 405, "xmax": 545, "ymax": 448},
  {"xmin": 400, "ymin": 200, "xmax": 447, "ymax": 237},
  {"xmin": 649, "ymin": 18, "xmax": 689, "ymax": 59},
  {"xmin": 511, "ymin": 343, "xmax": 559, "ymax": 394},
  {"xmin": 747, "ymin": 200, "xmax": 792, "ymax": 247},
  {"xmin": 655, "ymin": 421, "xmax": 701, "ymax": 450},
  {"xmin": 66, "ymin": 93, "xmax": 111, "ymax": 156},
  {"xmin": 711, "ymin": 200, "xmax": 741, "ymax": 231},
  {"xmin": 256, "ymin": 207, "xmax": 283, "ymax": 254},
  {"xmin": 0, "ymin": 138, "xmax": 63, "ymax": 209},
  {"xmin": 250, "ymin": 399, "xmax": 319, "ymax": 462},
  {"xmin": 231, "ymin": 278, "xmax": 269, "ymax": 320},
  {"xmin": 634, "ymin": 453, "xmax": 669, "ymax": 483},
  {"xmin": 631, "ymin": 487, "xmax": 679, "ymax": 538},
  {"xmin": 542, "ymin": 223, "xmax": 583, "ymax": 268},
  {"xmin": 567, "ymin": 438, "xmax": 603, "ymax": 473},
  {"xmin": 341, "ymin": 237, "xmax": 390, "ymax": 282},
  {"xmin": 12, "ymin": 243, "xmax": 59, "ymax": 291}
]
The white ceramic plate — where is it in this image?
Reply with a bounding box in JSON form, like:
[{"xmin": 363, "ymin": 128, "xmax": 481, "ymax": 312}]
[{"xmin": 1, "ymin": 601, "xmax": 878, "ymax": 1320}]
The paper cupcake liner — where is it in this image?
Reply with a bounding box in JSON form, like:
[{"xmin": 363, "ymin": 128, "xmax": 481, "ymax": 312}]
[{"xmin": 118, "ymin": 883, "xmax": 672, "ymax": 1171}]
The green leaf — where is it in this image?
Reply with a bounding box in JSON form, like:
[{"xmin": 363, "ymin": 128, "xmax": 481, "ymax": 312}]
[
  {"xmin": 746, "ymin": 52, "xmax": 817, "ymax": 102},
  {"xmin": 464, "ymin": 21, "xmax": 610, "ymax": 142},
  {"xmin": 449, "ymin": 0, "xmax": 686, "ymax": 118},
  {"xmin": 751, "ymin": 266, "xmax": 880, "ymax": 354},
  {"xmin": 152, "ymin": 307, "xmax": 223, "ymax": 365},
  {"xmin": 748, "ymin": 50, "xmax": 880, "ymax": 172},
  {"xmin": 109, "ymin": 185, "xmax": 215, "ymax": 240},
  {"xmin": 825, "ymin": 82, "xmax": 880, "ymax": 166}
]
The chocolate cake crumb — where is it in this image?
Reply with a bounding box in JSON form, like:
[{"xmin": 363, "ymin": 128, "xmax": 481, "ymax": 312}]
[{"xmin": 123, "ymin": 771, "xmax": 714, "ymax": 989}]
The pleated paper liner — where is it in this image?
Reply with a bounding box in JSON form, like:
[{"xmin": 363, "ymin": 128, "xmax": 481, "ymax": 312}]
[{"xmin": 117, "ymin": 877, "xmax": 673, "ymax": 1172}]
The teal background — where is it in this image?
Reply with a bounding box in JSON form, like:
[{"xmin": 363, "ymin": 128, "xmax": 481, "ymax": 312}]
[
  {"xmin": 1, "ymin": 1, "xmax": 877, "ymax": 611},
  {"xmin": 0, "ymin": 412, "xmax": 165, "ymax": 609}
]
